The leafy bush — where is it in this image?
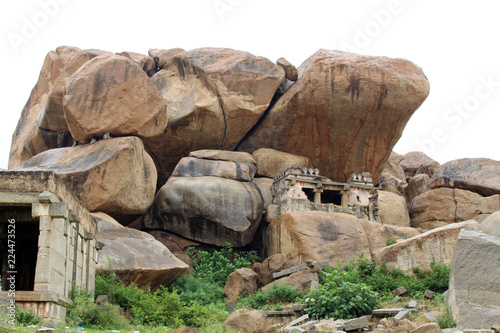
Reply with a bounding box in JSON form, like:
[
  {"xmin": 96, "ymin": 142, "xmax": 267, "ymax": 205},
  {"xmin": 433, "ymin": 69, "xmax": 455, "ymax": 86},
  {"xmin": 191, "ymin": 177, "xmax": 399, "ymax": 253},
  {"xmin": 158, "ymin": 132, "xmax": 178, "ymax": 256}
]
[
  {"xmin": 237, "ymin": 283, "xmax": 304, "ymax": 309},
  {"xmin": 172, "ymin": 274, "xmax": 225, "ymax": 305},
  {"xmin": 95, "ymin": 272, "xmax": 145, "ymax": 309},
  {"xmin": 414, "ymin": 261, "xmax": 450, "ymax": 293},
  {"xmin": 178, "ymin": 302, "xmax": 229, "ymax": 327},
  {"xmin": 188, "ymin": 242, "xmax": 259, "ymax": 288},
  {"xmin": 386, "ymin": 236, "xmax": 396, "ymax": 246},
  {"xmin": 437, "ymin": 306, "xmax": 456, "ymax": 329},
  {"xmin": 322, "ymin": 255, "xmax": 450, "ymax": 299},
  {"xmin": 305, "ymin": 270, "xmax": 379, "ymax": 320},
  {"xmin": 15, "ymin": 308, "xmax": 42, "ymax": 326},
  {"xmin": 131, "ymin": 287, "xmax": 183, "ymax": 327},
  {"xmin": 66, "ymin": 286, "xmax": 129, "ymax": 329}
]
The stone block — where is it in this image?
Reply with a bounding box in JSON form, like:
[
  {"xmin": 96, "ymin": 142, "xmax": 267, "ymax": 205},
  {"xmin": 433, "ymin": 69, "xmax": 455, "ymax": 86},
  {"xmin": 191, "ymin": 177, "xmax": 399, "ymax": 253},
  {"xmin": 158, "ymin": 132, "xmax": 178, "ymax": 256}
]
[
  {"xmin": 342, "ymin": 317, "xmax": 368, "ymax": 331},
  {"xmin": 424, "ymin": 290, "xmax": 434, "ymax": 299},
  {"xmin": 51, "ymin": 231, "xmax": 67, "ymax": 257},
  {"xmin": 408, "ymin": 301, "xmax": 417, "ymax": 308},
  {"xmin": 51, "ymin": 251, "xmax": 66, "ymax": 275},
  {"xmin": 286, "ymin": 315, "xmax": 309, "ymax": 329},
  {"xmin": 273, "ymin": 263, "xmax": 308, "ymax": 279},
  {"xmin": 49, "ymin": 202, "xmax": 68, "ymax": 218},
  {"xmin": 52, "ymin": 217, "xmax": 66, "ymax": 234},
  {"xmin": 372, "ymin": 308, "xmax": 405, "ymax": 317},
  {"xmin": 266, "ymin": 204, "xmax": 281, "ymax": 222},
  {"xmin": 392, "ymin": 310, "xmax": 410, "ymax": 326},
  {"xmin": 410, "ymin": 323, "xmax": 442, "ymax": 333},
  {"xmin": 38, "ymin": 191, "xmax": 59, "ymax": 203},
  {"xmin": 95, "ymin": 295, "xmax": 108, "ymax": 305},
  {"xmin": 393, "ymin": 287, "xmax": 408, "ymax": 296},
  {"xmin": 32, "ymin": 202, "xmax": 49, "ymax": 218},
  {"xmin": 265, "ymin": 310, "xmax": 295, "ymax": 316}
]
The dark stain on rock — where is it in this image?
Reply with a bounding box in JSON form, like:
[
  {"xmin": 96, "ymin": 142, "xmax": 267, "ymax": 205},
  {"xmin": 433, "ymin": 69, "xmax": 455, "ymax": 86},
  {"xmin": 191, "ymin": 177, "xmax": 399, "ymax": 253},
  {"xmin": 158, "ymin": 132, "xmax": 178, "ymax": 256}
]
[
  {"xmin": 376, "ymin": 85, "xmax": 388, "ymax": 110},
  {"xmin": 345, "ymin": 75, "xmax": 360, "ymax": 103}
]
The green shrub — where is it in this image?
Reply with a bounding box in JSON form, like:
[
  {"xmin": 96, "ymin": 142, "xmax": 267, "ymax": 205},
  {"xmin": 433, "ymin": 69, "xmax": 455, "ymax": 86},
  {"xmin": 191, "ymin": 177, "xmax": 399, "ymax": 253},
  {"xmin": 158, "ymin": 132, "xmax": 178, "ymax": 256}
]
[
  {"xmin": 414, "ymin": 261, "xmax": 450, "ymax": 293},
  {"xmin": 15, "ymin": 308, "xmax": 42, "ymax": 326},
  {"xmin": 94, "ymin": 271, "xmax": 145, "ymax": 310},
  {"xmin": 437, "ymin": 306, "xmax": 456, "ymax": 329},
  {"xmin": 386, "ymin": 236, "xmax": 396, "ymax": 246},
  {"xmin": 188, "ymin": 242, "xmax": 259, "ymax": 288},
  {"xmin": 172, "ymin": 274, "xmax": 225, "ymax": 305},
  {"xmin": 327, "ymin": 255, "xmax": 450, "ymax": 299},
  {"xmin": 179, "ymin": 302, "xmax": 229, "ymax": 327},
  {"xmin": 131, "ymin": 287, "xmax": 183, "ymax": 327},
  {"xmin": 305, "ymin": 270, "xmax": 379, "ymax": 320},
  {"xmin": 66, "ymin": 286, "xmax": 129, "ymax": 329},
  {"xmin": 237, "ymin": 283, "xmax": 304, "ymax": 309}
]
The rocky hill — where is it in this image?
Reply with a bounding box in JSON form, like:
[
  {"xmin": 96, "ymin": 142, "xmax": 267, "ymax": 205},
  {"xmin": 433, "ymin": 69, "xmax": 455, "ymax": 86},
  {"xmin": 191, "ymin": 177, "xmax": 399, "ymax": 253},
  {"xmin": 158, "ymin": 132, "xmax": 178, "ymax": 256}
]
[{"xmin": 7, "ymin": 46, "xmax": 500, "ymax": 329}]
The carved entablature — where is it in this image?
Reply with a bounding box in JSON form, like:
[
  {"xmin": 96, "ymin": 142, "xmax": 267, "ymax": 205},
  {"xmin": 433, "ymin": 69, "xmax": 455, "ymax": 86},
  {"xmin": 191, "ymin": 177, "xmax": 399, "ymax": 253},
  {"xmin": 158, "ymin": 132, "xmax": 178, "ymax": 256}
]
[{"xmin": 271, "ymin": 166, "xmax": 379, "ymax": 222}]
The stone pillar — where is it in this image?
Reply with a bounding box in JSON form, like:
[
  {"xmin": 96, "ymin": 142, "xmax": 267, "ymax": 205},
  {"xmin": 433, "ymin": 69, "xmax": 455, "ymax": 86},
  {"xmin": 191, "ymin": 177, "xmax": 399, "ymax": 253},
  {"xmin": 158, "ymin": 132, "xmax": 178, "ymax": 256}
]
[
  {"xmin": 306, "ymin": 260, "xmax": 321, "ymax": 290},
  {"xmin": 32, "ymin": 191, "xmax": 59, "ymax": 292},
  {"xmin": 48, "ymin": 202, "xmax": 69, "ymax": 295}
]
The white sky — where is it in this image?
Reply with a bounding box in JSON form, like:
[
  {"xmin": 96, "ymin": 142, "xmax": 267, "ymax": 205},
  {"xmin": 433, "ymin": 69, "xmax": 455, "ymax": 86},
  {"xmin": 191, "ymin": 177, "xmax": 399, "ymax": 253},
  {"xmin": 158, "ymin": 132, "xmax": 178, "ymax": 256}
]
[{"xmin": 1, "ymin": 0, "xmax": 499, "ymax": 170}]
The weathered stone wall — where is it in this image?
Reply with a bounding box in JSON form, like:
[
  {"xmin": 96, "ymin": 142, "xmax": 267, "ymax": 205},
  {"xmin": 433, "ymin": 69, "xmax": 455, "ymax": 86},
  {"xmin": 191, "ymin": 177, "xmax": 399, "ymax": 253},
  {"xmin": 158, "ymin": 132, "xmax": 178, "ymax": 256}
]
[{"xmin": 0, "ymin": 171, "xmax": 98, "ymax": 323}]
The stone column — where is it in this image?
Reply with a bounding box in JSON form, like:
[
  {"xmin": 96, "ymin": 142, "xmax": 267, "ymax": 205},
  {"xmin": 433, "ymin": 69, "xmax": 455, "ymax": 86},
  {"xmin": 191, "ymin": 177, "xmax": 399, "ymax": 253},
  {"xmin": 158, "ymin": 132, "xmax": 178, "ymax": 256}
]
[{"xmin": 31, "ymin": 191, "xmax": 59, "ymax": 292}]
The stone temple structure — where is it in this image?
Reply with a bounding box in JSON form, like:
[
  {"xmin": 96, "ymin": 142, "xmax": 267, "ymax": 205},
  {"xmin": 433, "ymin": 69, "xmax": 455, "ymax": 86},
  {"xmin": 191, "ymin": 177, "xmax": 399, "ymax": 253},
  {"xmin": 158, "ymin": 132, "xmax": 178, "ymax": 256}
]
[
  {"xmin": 270, "ymin": 166, "xmax": 380, "ymax": 222},
  {"xmin": 0, "ymin": 171, "xmax": 100, "ymax": 323}
]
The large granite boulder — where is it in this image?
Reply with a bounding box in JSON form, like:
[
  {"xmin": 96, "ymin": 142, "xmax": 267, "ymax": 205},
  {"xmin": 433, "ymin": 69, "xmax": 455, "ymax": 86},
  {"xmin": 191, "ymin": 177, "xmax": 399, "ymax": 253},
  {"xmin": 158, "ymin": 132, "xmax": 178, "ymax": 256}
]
[
  {"xmin": 43, "ymin": 49, "xmax": 113, "ymax": 134},
  {"xmin": 382, "ymin": 152, "xmax": 406, "ymax": 181},
  {"xmin": 224, "ymin": 268, "xmax": 258, "ymax": 303},
  {"xmin": 405, "ymin": 174, "xmax": 431, "ymax": 207},
  {"xmin": 171, "ymin": 157, "xmax": 256, "ymax": 182},
  {"xmin": 238, "ymin": 50, "xmax": 430, "ymax": 184},
  {"xmin": 144, "ymin": 176, "xmax": 263, "ymax": 247},
  {"xmin": 147, "ymin": 230, "xmax": 201, "ymax": 254},
  {"xmin": 143, "ymin": 48, "xmax": 285, "ymax": 186},
  {"xmin": 378, "ymin": 190, "xmax": 410, "ymax": 227},
  {"xmin": 266, "ymin": 211, "xmax": 419, "ymax": 265},
  {"xmin": 252, "ymin": 148, "xmax": 312, "ymax": 178},
  {"xmin": 189, "ymin": 149, "xmax": 256, "ymax": 164},
  {"xmin": 9, "ymin": 46, "xmax": 81, "ymax": 168},
  {"xmin": 15, "ymin": 136, "xmax": 157, "ymax": 220},
  {"xmin": 225, "ymin": 309, "xmax": 267, "ymax": 333},
  {"xmin": 374, "ymin": 220, "xmax": 480, "ymax": 274},
  {"xmin": 448, "ymin": 229, "xmax": 500, "ymax": 329},
  {"xmin": 63, "ymin": 54, "xmax": 167, "ymax": 143},
  {"xmin": 378, "ymin": 152, "xmax": 407, "ymax": 196},
  {"xmin": 398, "ymin": 151, "xmax": 437, "ymax": 179},
  {"xmin": 480, "ymin": 211, "xmax": 500, "ymax": 238},
  {"xmin": 431, "ymin": 158, "xmax": 500, "ymax": 196},
  {"xmin": 252, "ymin": 254, "xmax": 293, "ymax": 286},
  {"xmin": 253, "ymin": 177, "xmax": 274, "ymax": 207},
  {"xmin": 409, "ymin": 188, "xmax": 500, "ymax": 230},
  {"xmin": 94, "ymin": 212, "xmax": 189, "ymax": 290},
  {"xmin": 261, "ymin": 270, "xmax": 314, "ymax": 292},
  {"xmin": 117, "ymin": 51, "xmax": 156, "ymax": 77}
]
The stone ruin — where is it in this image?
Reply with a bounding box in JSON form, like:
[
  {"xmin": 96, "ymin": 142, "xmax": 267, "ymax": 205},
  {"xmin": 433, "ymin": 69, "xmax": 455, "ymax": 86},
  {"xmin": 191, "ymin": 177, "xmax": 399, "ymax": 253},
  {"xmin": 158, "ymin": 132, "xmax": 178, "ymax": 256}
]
[
  {"xmin": 0, "ymin": 171, "xmax": 100, "ymax": 323},
  {"xmin": 270, "ymin": 166, "xmax": 380, "ymax": 222}
]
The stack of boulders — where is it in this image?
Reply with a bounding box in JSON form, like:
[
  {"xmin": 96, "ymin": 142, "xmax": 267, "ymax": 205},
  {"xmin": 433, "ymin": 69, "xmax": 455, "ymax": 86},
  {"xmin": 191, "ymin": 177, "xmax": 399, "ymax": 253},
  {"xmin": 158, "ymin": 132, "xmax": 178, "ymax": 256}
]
[{"xmin": 7, "ymin": 45, "xmax": 500, "ymax": 327}]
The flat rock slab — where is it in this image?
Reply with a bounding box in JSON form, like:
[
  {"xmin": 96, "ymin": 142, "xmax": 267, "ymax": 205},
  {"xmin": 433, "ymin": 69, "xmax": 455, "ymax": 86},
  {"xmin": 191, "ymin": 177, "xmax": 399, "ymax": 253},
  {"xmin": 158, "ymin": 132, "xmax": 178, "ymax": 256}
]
[
  {"xmin": 265, "ymin": 311, "xmax": 295, "ymax": 317},
  {"xmin": 372, "ymin": 308, "xmax": 405, "ymax": 316},
  {"xmin": 431, "ymin": 158, "xmax": 500, "ymax": 196},
  {"xmin": 342, "ymin": 317, "xmax": 368, "ymax": 331},
  {"xmin": 172, "ymin": 156, "xmax": 256, "ymax": 182},
  {"xmin": 273, "ymin": 263, "xmax": 308, "ymax": 279}
]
